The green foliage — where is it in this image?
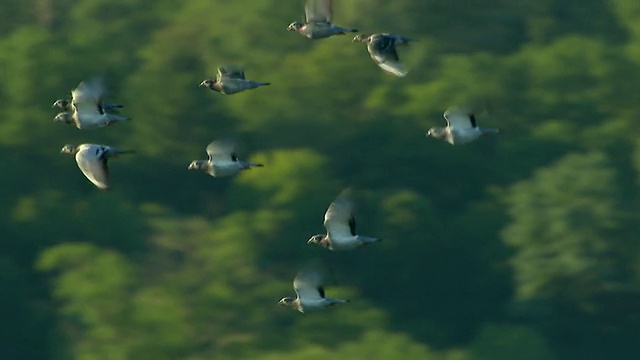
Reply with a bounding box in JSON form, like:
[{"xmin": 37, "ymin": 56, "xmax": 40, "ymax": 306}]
[
  {"xmin": 502, "ymin": 152, "xmax": 620, "ymax": 303},
  {"xmin": 260, "ymin": 330, "xmax": 475, "ymax": 360},
  {"xmin": 37, "ymin": 243, "xmax": 136, "ymax": 360},
  {"xmin": 470, "ymin": 324, "xmax": 556, "ymax": 360}
]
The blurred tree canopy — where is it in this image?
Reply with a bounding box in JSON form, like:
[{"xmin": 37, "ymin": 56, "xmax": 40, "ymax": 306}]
[{"xmin": 1, "ymin": 0, "xmax": 640, "ymax": 359}]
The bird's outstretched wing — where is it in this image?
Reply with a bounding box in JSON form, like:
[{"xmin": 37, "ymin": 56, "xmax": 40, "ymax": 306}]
[
  {"xmin": 444, "ymin": 106, "xmax": 475, "ymax": 130},
  {"xmin": 76, "ymin": 145, "xmax": 110, "ymax": 190},
  {"xmin": 369, "ymin": 36, "xmax": 408, "ymax": 77},
  {"xmin": 71, "ymin": 78, "xmax": 106, "ymax": 115},
  {"xmin": 293, "ymin": 270, "xmax": 325, "ymax": 301},
  {"xmin": 324, "ymin": 189, "xmax": 356, "ymax": 237},
  {"xmin": 305, "ymin": 0, "xmax": 332, "ymax": 23},
  {"xmin": 217, "ymin": 66, "xmax": 246, "ymax": 80},
  {"xmin": 206, "ymin": 139, "xmax": 238, "ymax": 165}
]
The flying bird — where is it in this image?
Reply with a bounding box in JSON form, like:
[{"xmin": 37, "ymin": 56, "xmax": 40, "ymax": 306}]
[
  {"xmin": 52, "ymin": 99, "xmax": 123, "ymax": 112},
  {"xmin": 53, "ymin": 79, "xmax": 128, "ymax": 129},
  {"xmin": 308, "ymin": 189, "xmax": 380, "ymax": 250},
  {"xmin": 200, "ymin": 67, "xmax": 270, "ymax": 95},
  {"xmin": 353, "ymin": 33, "xmax": 411, "ymax": 77},
  {"xmin": 426, "ymin": 106, "xmax": 499, "ymax": 145},
  {"xmin": 60, "ymin": 143, "xmax": 134, "ymax": 190},
  {"xmin": 287, "ymin": 0, "xmax": 357, "ymax": 39},
  {"xmin": 278, "ymin": 270, "xmax": 349, "ymax": 313},
  {"xmin": 188, "ymin": 139, "xmax": 263, "ymax": 177}
]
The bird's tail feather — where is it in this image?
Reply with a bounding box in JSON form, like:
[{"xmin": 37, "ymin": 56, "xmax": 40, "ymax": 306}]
[
  {"xmin": 481, "ymin": 128, "xmax": 499, "ymax": 134},
  {"xmin": 240, "ymin": 161, "xmax": 264, "ymax": 169},
  {"xmin": 357, "ymin": 236, "xmax": 380, "ymax": 244},
  {"xmin": 106, "ymin": 114, "xmax": 128, "ymax": 122},
  {"xmin": 335, "ymin": 26, "xmax": 358, "ymax": 34},
  {"xmin": 326, "ymin": 297, "xmax": 349, "ymax": 304},
  {"xmin": 109, "ymin": 149, "xmax": 135, "ymax": 157}
]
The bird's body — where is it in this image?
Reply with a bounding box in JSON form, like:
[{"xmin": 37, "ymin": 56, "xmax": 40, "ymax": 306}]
[
  {"xmin": 200, "ymin": 67, "xmax": 269, "ymax": 95},
  {"xmin": 60, "ymin": 144, "xmax": 134, "ymax": 190},
  {"xmin": 427, "ymin": 106, "xmax": 499, "ymax": 145},
  {"xmin": 353, "ymin": 33, "xmax": 411, "ymax": 77},
  {"xmin": 53, "ymin": 79, "xmax": 128, "ymax": 129},
  {"xmin": 288, "ymin": 0, "xmax": 357, "ymax": 39},
  {"xmin": 308, "ymin": 189, "xmax": 380, "ymax": 251},
  {"xmin": 289, "ymin": 22, "xmax": 357, "ymax": 39},
  {"xmin": 188, "ymin": 139, "xmax": 263, "ymax": 177},
  {"xmin": 279, "ymin": 270, "xmax": 348, "ymax": 313},
  {"xmin": 54, "ymin": 111, "xmax": 128, "ymax": 130},
  {"xmin": 52, "ymin": 99, "xmax": 123, "ymax": 112}
]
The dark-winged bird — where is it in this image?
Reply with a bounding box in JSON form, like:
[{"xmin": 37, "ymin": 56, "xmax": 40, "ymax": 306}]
[
  {"xmin": 307, "ymin": 188, "xmax": 380, "ymax": 250},
  {"xmin": 287, "ymin": 0, "xmax": 357, "ymax": 39},
  {"xmin": 188, "ymin": 139, "xmax": 263, "ymax": 177},
  {"xmin": 427, "ymin": 106, "xmax": 499, "ymax": 145},
  {"xmin": 353, "ymin": 33, "xmax": 412, "ymax": 77},
  {"xmin": 279, "ymin": 270, "xmax": 349, "ymax": 313},
  {"xmin": 200, "ymin": 67, "xmax": 270, "ymax": 95},
  {"xmin": 60, "ymin": 143, "xmax": 134, "ymax": 190},
  {"xmin": 53, "ymin": 79, "xmax": 128, "ymax": 129},
  {"xmin": 52, "ymin": 99, "xmax": 123, "ymax": 112}
]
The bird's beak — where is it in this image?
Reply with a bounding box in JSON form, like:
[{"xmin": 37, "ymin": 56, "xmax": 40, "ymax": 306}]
[{"xmin": 199, "ymin": 81, "xmax": 207, "ymax": 87}]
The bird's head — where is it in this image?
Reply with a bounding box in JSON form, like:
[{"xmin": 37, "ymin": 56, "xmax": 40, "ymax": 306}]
[
  {"xmin": 426, "ymin": 127, "xmax": 446, "ymax": 139},
  {"xmin": 188, "ymin": 160, "xmax": 208, "ymax": 170},
  {"xmin": 60, "ymin": 144, "xmax": 77, "ymax": 154},
  {"xmin": 307, "ymin": 234, "xmax": 327, "ymax": 247},
  {"xmin": 352, "ymin": 34, "xmax": 369, "ymax": 43},
  {"xmin": 199, "ymin": 79, "xmax": 216, "ymax": 89},
  {"xmin": 52, "ymin": 99, "xmax": 68, "ymax": 109},
  {"xmin": 287, "ymin": 22, "xmax": 303, "ymax": 31},
  {"xmin": 278, "ymin": 297, "xmax": 296, "ymax": 307},
  {"xmin": 53, "ymin": 112, "xmax": 73, "ymax": 124}
]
